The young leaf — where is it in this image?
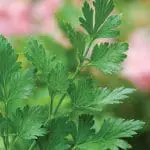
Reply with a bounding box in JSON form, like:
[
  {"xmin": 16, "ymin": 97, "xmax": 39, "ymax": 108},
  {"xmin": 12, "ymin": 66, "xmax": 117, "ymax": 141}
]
[
  {"xmin": 0, "ymin": 35, "xmax": 20, "ymax": 81},
  {"xmin": 80, "ymin": 0, "xmax": 115, "ymax": 38},
  {"xmin": 60, "ymin": 22, "xmax": 86, "ymax": 61},
  {"xmin": 25, "ymin": 38, "xmax": 69, "ymax": 95},
  {"xmin": 11, "ymin": 106, "xmax": 47, "ymax": 140},
  {"xmin": 72, "ymin": 116, "xmax": 144, "ymax": 150},
  {"xmin": 79, "ymin": 1, "xmax": 94, "ymax": 35},
  {"xmin": 47, "ymin": 61, "xmax": 69, "ymax": 95},
  {"xmin": 93, "ymin": 0, "xmax": 114, "ymax": 33},
  {"xmin": 69, "ymin": 79, "xmax": 96, "ymax": 112},
  {"xmin": 0, "ymin": 35, "xmax": 21, "ymax": 102},
  {"xmin": 90, "ymin": 42, "xmax": 128, "ymax": 74},
  {"xmin": 25, "ymin": 37, "xmax": 49, "ymax": 75}
]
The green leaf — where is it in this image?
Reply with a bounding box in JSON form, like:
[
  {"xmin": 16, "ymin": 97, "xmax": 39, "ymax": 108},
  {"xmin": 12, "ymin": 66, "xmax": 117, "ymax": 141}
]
[
  {"xmin": 0, "ymin": 115, "xmax": 10, "ymax": 136},
  {"xmin": 0, "ymin": 35, "xmax": 20, "ymax": 81},
  {"xmin": 1, "ymin": 70, "xmax": 33, "ymax": 103},
  {"xmin": 11, "ymin": 106, "xmax": 47, "ymax": 140},
  {"xmin": 0, "ymin": 35, "xmax": 21, "ymax": 102},
  {"xmin": 69, "ymin": 79, "xmax": 134, "ymax": 113},
  {"xmin": 80, "ymin": 0, "xmax": 115, "ymax": 38},
  {"xmin": 0, "ymin": 35, "xmax": 32, "ymax": 103},
  {"xmin": 60, "ymin": 22, "xmax": 86, "ymax": 61},
  {"xmin": 93, "ymin": 0, "xmax": 114, "ymax": 33},
  {"xmin": 96, "ymin": 14, "xmax": 121, "ymax": 38},
  {"xmin": 90, "ymin": 42, "xmax": 128, "ymax": 74},
  {"xmin": 48, "ymin": 61, "xmax": 69, "ymax": 95},
  {"xmin": 95, "ymin": 87, "xmax": 135, "ymax": 107},
  {"xmin": 46, "ymin": 117, "xmax": 71, "ymax": 150},
  {"xmin": 69, "ymin": 79, "xmax": 96, "ymax": 112},
  {"xmin": 38, "ymin": 35, "xmax": 67, "ymax": 63},
  {"xmin": 73, "ymin": 116, "xmax": 144, "ymax": 150},
  {"xmin": 76, "ymin": 115, "xmax": 95, "ymax": 145},
  {"xmin": 25, "ymin": 38, "xmax": 69, "ymax": 95},
  {"xmin": 25, "ymin": 37, "xmax": 50, "ymax": 75},
  {"xmin": 82, "ymin": 119, "xmax": 144, "ymax": 150},
  {"xmin": 79, "ymin": 1, "xmax": 94, "ymax": 35}
]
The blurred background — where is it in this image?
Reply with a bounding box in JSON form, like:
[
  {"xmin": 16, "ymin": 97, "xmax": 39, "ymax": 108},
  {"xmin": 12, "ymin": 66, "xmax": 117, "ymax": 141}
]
[{"xmin": 0, "ymin": 0, "xmax": 150, "ymax": 149}]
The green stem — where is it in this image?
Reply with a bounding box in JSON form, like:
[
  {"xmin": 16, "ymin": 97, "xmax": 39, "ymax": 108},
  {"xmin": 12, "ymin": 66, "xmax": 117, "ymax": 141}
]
[
  {"xmin": 71, "ymin": 66, "xmax": 81, "ymax": 81},
  {"xmin": 50, "ymin": 94, "xmax": 54, "ymax": 120},
  {"xmin": 53, "ymin": 63, "xmax": 81, "ymax": 116},
  {"xmin": 53, "ymin": 93, "xmax": 67, "ymax": 116},
  {"xmin": 8, "ymin": 136, "xmax": 18, "ymax": 150},
  {"xmin": 28, "ymin": 140, "xmax": 36, "ymax": 150},
  {"xmin": 83, "ymin": 38, "xmax": 95, "ymax": 58},
  {"xmin": 37, "ymin": 139, "xmax": 43, "ymax": 150},
  {"xmin": 28, "ymin": 93, "xmax": 55, "ymax": 150},
  {"xmin": 44, "ymin": 94, "xmax": 54, "ymax": 126},
  {"xmin": 2, "ymin": 135, "xmax": 7, "ymax": 150},
  {"xmin": 2, "ymin": 78, "xmax": 9, "ymax": 150},
  {"xmin": 4, "ymin": 102, "xmax": 9, "ymax": 150},
  {"xmin": 54, "ymin": 38, "xmax": 95, "ymax": 115}
]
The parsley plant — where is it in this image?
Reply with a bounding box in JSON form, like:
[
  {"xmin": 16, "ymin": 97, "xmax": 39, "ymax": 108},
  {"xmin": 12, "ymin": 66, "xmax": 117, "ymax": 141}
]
[{"xmin": 0, "ymin": 0, "xmax": 144, "ymax": 150}]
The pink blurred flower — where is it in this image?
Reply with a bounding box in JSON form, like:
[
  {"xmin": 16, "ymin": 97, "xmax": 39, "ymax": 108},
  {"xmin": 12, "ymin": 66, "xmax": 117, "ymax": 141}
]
[
  {"xmin": 33, "ymin": 0, "xmax": 61, "ymax": 19},
  {"xmin": 0, "ymin": 0, "xmax": 63, "ymax": 36},
  {"xmin": 32, "ymin": 0, "xmax": 62, "ymax": 34},
  {"xmin": 0, "ymin": 1, "xmax": 32, "ymax": 35},
  {"xmin": 122, "ymin": 28, "xmax": 150, "ymax": 91}
]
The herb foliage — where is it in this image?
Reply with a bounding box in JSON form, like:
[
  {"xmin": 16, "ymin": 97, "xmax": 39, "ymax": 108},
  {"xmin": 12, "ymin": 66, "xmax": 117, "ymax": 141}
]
[{"xmin": 0, "ymin": 0, "xmax": 144, "ymax": 150}]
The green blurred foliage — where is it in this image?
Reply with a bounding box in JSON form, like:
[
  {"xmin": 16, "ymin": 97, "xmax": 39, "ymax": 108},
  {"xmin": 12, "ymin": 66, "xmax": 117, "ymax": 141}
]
[{"xmin": 115, "ymin": 0, "xmax": 150, "ymax": 40}]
